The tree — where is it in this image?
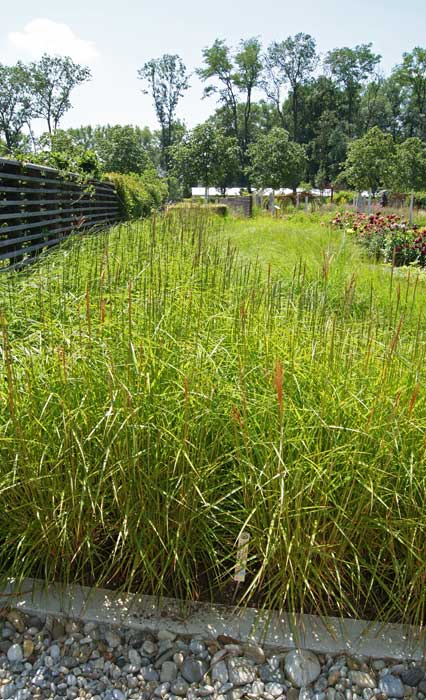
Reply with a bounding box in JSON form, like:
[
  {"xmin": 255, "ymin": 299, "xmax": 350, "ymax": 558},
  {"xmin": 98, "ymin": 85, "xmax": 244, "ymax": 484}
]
[
  {"xmin": 392, "ymin": 137, "xmax": 426, "ymax": 192},
  {"xmin": 138, "ymin": 54, "xmax": 189, "ymax": 173},
  {"xmin": 93, "ymin": 125, "xmax": 156, "ymax": 174},
  {"xmin": 29, "ymin": 54, "xmax": 91, "ymax": 134},
  {"xmin": 246, "ymin": 126, "xmax": 306, "ymax": 191},
  {"xmin": 309, "ymin": 110, "xmax": 348, "ymax": 187},
  {"xmin": 382, "ymin": 74, "xmax": 406, "ymax": 140},
  {"xmin": 0, "ymin": 62, "xmax": 33, "ymax": 152},
  {"xmin": 171, "ymin": 122, "xmax": 240, "ymax": 196},
  {"xmin": 393, "ymin": 48, "xmax": 426, "ymax": 139},
  {"xmin": 262, "ymin": 34, "xmax": 318, "ymax": 141},
  {"xmin": 325, "ymin": 44, "xmax": 381, "ymax": 129},
  {"xmin": 342, "ymin": 126, "xmax": 396, "ymax": 194},
  {"xmin": 197, "ymin": 38, "xmax": 263, "ymax": 182}
]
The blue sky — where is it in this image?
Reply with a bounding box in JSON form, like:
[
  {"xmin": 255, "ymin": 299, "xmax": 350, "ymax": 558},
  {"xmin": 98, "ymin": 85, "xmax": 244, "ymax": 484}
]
[{"xmin": 1, "ymin": 0, "xmax": 425, "ymax": 133}]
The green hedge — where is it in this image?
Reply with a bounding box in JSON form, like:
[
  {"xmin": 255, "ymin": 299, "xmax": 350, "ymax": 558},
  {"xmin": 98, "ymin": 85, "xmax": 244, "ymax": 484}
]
[
  {"xmin": 168, "ymin": 202, "xmax": 228, "ymax": 217},
  {"xmin": 106, "ymin": 170, "xmax": 168, "ymax": 220},
  {"xmin": 333, "ymin": 190, "xmax": 356, "ymax": 205}
]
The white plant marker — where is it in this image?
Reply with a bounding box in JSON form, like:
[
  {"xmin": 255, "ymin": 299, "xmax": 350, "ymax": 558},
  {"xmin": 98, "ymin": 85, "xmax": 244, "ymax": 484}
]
[{"xmin": 234, "ymin": 531, "xmax": 250, "ymax": 583}]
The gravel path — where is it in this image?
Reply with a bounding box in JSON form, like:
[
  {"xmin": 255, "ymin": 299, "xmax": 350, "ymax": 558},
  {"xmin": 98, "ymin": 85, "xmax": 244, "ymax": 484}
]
[{"xmin": 0, "ymin": 609, "xmax": 425, "ymax": 700}]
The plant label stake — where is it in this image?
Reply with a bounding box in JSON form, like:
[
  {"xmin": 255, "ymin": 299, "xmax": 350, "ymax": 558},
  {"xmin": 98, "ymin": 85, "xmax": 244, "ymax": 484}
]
[{"xmin": 234, "ymin": 531, "xmax": 250, "ymax": 583}]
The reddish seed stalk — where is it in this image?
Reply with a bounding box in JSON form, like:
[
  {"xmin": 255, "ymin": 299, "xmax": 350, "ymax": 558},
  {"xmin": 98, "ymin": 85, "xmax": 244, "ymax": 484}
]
[
  {"xmin": 408, "ymin": 383, "xmax": 420, "ymax": 418},
  {"xmin": 231, "ymin": 405, "xmax": 243, "ymax": 429},
  {"xmin": 389, "ymin": 317, "xmax": 403, "ymax": 356},
  {"xmin": 100, "ymin": 299, "xmax": 106, "ymax": 324}
]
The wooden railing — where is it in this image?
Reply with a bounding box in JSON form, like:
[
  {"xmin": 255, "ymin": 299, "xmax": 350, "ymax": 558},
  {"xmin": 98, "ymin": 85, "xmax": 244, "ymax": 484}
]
[{"xmin": 0, "ymin": 158, "xmax": 120, "ymax": 271}]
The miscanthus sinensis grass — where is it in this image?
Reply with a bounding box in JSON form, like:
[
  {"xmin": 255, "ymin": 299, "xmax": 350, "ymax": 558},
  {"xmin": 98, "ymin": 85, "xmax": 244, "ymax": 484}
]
[{"xmin": 0, "ymin": 208, "xmax": 425, "ymax": 625}]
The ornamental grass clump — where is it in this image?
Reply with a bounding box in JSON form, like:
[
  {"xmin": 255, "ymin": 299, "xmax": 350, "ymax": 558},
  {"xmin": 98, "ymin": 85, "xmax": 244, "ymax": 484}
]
[{"xmin": 0, "ymin": 210, "xmax": 425, "ymax": 626}]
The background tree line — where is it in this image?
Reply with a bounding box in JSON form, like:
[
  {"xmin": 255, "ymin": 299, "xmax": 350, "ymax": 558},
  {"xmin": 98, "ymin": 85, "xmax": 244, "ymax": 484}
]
[{"xmin": 1, "ymin": 38, "xmax": 426, "ymax": 196}]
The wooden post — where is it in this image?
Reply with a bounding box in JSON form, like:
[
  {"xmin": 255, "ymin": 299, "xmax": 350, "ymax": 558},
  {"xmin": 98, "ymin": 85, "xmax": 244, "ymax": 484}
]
[
  {"xmin": 268, "ymin": 191, "xmax": 275, "ymax": 215},
  {"xmin": 409, "ymin": 191, "xmax": 414, "ymax": 225},
  {"xmin": 367, "ymin": 192, "xmax": 372, "ymax": 216},
  {"xmin": 304, "ymin": 195, "xmax": 309, "ymax": 212}
]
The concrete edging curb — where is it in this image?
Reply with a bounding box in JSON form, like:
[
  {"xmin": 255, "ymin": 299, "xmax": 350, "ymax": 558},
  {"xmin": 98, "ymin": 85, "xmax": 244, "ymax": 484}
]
[{"xmin": 2, "ymin": 578, "xmax": 425, "ymax": 661}]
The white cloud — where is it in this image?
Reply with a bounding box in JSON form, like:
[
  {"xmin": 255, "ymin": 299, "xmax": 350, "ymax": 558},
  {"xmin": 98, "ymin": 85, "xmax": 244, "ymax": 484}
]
[{"xmin": 8, "ymin": 18, "xmax": 99, "ymax": 64}]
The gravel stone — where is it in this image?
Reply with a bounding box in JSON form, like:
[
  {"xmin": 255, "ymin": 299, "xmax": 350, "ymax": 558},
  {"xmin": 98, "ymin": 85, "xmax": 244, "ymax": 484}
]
[
  {"xmin": 251, "ymin": 680, "xmax": 265, "ymax": 695},
  {"xmin": 181, "ymin": 657, "xmax": 207, "ymax": 683},
  {"xmin": 7, "ymin": 644, "xmax": 23, "ymax": 663},
  {"xmin": 160, "ymin": 661, "xmax": 178, "ymax": 682},
  {"xmin": 265, "ymin": 682, "xmax": 285, "ymax": 697},
  {"xmin": 112, "ymin": 691, "xmax": 125, "ymax": 700},
  {"xmin": 128, "ymin": 649, "xmax": 141, "ymax": 667},
  {"xmin": 259, "ymin": 664, "xmax": 286, "ymax": 684},
  {"xmin": 51, "ymin": 621, "xmax": 65, "ymax": 640},
  {"xmin": 105, "ymin": 631, "xmax": 121, "ymax": 649},
  {"xmin": 212, "ymin": 660, "xmax": 229, "ymax": 684},
  {"xmin": 22, "ymin": 640, "xmax": 34, "ymax": 658},
  {"xmin": 0, "ymin": 683, "xmax": 16, "ymax": 699},
  {"xmin": 242, "ymin": 643, "xmax": 265, "ymax": 665},
  {"xmin": 285, "ymin": 650, "xmax": 321, "ymax": 688},
  {"xmin": 379, "ymin": 675, "xmax": 405, "ymax": 698},
  {"xmin": 189, "ymin": 640, "xmax": 205, "ymax": 655},
  {"xmin": 372, "ymin": 660, "xmax": 386, "ymax": 671},
  {"xmin": 154, "ymin": 681, "xmax": 170, "ymax": 697},
  {"xmin": 141, "ymin": 665, "xmax": 159, "ymax": 682},
  {"xmin": 400, "ymin": 669, "xmax": 424, "ymax": 687},
  {"xmin": 141, "ymin": 641, "xmax": 156, "ymax": 657},
  {"xmin": 6, "ymin": 612, "xmax": 26, "ymax": 634},
  {"xmin": 170, "ymin": 677, "xmax": 189, "ymax": 696},
  {"xmin": 227, "ymin": 657, "xmax": 257, "ymax": 686},
  {"xmin": 349, "ymin": 672, "xmax": 376, "ymax": 688}
]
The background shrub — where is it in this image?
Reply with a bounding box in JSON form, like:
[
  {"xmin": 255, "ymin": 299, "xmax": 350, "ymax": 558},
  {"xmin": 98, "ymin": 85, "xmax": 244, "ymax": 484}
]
[
  {"xmin": 106, "ymin": 170, "xmax": 168, "ymax": 220},
  {"xmin": 333, "ymin": 190, "xmax": 355, "ymax": 205}
]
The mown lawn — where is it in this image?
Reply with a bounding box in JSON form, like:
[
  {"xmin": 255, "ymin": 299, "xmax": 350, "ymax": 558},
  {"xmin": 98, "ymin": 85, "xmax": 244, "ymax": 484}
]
[{"xmin": 0, "ymin": 209, "xmax": 425, "ymax": 625}]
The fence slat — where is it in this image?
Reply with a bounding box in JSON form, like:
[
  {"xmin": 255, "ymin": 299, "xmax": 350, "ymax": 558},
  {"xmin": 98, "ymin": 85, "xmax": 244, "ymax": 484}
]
[{"xmin": 0, "ymin": 158, "xmax": 120, "ymax": 271}]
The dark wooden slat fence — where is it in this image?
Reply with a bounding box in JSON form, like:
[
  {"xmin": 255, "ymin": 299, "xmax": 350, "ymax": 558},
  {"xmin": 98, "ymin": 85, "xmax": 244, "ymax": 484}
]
[{"xmin": 0, "ymin": 158, "xmax": 120, "ymax": 271}]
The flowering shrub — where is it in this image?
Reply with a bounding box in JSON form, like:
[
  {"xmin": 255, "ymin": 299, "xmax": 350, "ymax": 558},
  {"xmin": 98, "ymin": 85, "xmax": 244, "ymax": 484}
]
[{"xmin": 331, "ymin": 211, "xmax": 426, "ymax": 267}]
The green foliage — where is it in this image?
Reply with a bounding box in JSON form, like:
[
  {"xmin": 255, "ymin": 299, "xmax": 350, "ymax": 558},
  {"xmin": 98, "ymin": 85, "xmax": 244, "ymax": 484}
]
[
  {"xmin": 333, "ymin": 190, "xmax": 355, "ymax": 204},
  {"xmin": 106, "ymin": 170, "xmax": 168, "ymax": 219},
  {"xmin": 197, "ymin": 37, "xmax": 263, "ymax": 183},
  {"xmin": 93, "ymin": 124, "xmax": 158, "ymax": 174},
  {"xmin": 392, "ymin": 137, "xmax": 426, "ymax": 192},
  {"xmin": 393, "ymin": 47, "xmax": 426, "ymax": 139},
  {"xmin": 0, "ymin": 62, "xmax": 33, "ymax": 151},
  {"xmin": 343, "ymin": 126, "xmax": 396, "ymax": 193},
  {"xmin": 168, "ymin": 202, "xmax": 228, "ymax": 217},
  {"xmin": 171, "ymin": 122, "xmax": 240, "ymax": 193},
  {"xmin": 325, "ymin": 44, "xmax": 381, "ymax": 127},
  {"xmin": 247, "ymin": 126, "xmax": 306, "ymax": 190},
  {"xmin": 413, "ymin": 191, "xmax": 426, "ymax": 208},
  {"xmin": 28, "ymin": 54, "xmax": 91, "ymax": 134},
  {"xmin": 263, "ymin": 33, "xmax": 318, "ymax": 140},
  {"xmin": 138, "ymin": 55, "xmax": 189, "ymax": 172}
]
